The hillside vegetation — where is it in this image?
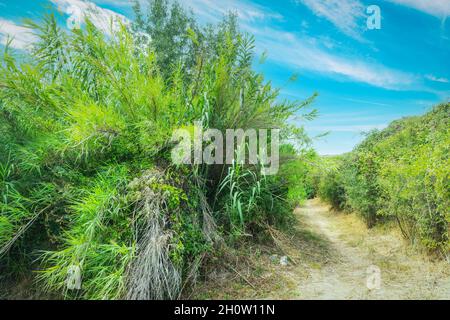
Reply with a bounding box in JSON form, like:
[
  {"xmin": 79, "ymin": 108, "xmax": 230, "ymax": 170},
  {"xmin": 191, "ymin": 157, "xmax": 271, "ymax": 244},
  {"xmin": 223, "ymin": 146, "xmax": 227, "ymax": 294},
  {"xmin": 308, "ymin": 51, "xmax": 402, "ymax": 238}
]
[
  {"xmin": 0, "ymin": 2, "xmax": 317, "ymax": 299},
  {"xmin": 316, "ymin": 103, "xmax": 449, "ymax": 257}
]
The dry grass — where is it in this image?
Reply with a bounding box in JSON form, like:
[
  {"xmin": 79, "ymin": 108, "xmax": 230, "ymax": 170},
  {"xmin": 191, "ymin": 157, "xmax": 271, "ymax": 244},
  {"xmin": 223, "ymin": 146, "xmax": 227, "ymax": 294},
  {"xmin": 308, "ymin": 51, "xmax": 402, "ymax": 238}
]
[
  {"xmin": 126, "ymin": 170, "xmax": 181, "ymax": 300},
  {"xmin": 191, "ymin": 209, "xmax": 335, "ymax": 300},
  {"xmin": 193, "ymin": 199, "xmax": 450, "ymax": 300}
]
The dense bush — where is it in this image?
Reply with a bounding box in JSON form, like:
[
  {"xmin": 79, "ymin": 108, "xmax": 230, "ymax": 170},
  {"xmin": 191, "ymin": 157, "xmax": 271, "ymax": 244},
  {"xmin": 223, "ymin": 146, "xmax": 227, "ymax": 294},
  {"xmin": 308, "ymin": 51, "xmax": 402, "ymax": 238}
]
[
  {"xmin": 316, "ymin": 156, "xmax": 347, "ymax": 211},
  {"xmin": 0, "ymin": 3, "xmax": 316, "ymax": 299},
  {"xmin": 375, "ymin": 105, "xmax": 449, "ymax": 253},
  {"xmin": 278, "ymin": 146, "xmax": 319, "ymax": 206},
  {"xmin": 316, "ymin": 103, "xmax": 449, "ymax": 256}
]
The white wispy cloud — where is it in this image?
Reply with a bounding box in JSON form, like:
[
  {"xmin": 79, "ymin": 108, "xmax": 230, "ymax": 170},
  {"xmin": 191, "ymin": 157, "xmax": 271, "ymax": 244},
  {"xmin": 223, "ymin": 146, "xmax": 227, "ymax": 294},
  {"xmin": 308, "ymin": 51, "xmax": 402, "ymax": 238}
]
[
  {"xmin": 0, "ymin": 19, "xmax": 37, "ymax": 50},
  {"xmin": 0, "ymin": 1, "xmax": 130, "ymax": 50},
  {"xmin": 91, "ymin": 0, "xmax": 133, "ymax": 7},
  {"xmin": 51, "ymin": 0, "xmax": 129, "ymax": 36},
  {"xmin": 179, "ymin": 0, "xmax": 416, "ymax": 90},
  {"xmin": 181, "ymin": 0, "xmax": 416, "ymax": 90},
  {"xmin": 183, "ymin": 0, "xmax": 283, "ymax": 24},
  {"xmin": 306, "ymin": 124, "xmax": 388, "ymax": 132},
  {"xmin": 386, "ymin": 0, "xmax": 450, "ymax": 18},
  {"xmin": 296, "ymin": 0, "xmax": 366, "ymax": 40},
  {"xmin": 342, "ymin": 98, "xmax": 392, "ymax": 107},
  {"xmin": 425, "ymin": 74, "xmax": 449, "ymax": 83},
  {"xmin": 251, "ymin": 27, "xmax": 415, "ymax": 90}
]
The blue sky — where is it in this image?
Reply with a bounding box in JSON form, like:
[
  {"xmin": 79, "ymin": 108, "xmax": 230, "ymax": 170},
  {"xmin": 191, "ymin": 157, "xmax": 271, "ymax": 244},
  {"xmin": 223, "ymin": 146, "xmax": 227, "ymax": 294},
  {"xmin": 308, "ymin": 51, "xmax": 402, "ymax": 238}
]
[{"xmin": 0, "ymin": 0, "xmax": 449, "ymax": 155}]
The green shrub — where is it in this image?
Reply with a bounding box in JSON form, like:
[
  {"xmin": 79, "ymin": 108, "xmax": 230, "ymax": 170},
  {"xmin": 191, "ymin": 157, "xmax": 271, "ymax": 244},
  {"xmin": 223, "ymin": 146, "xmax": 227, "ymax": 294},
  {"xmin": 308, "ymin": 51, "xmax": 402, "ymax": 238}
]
[
  {"xmin": 316, "ymin": 103, "xmax": 449, "ymax": 254},
  {"xmin": 0, "ymin": 5, "xmax": 315, "ymax": 299},
  {"xmin": 318, "ymin": 170, "xmax": 346, "ymax": 211}
]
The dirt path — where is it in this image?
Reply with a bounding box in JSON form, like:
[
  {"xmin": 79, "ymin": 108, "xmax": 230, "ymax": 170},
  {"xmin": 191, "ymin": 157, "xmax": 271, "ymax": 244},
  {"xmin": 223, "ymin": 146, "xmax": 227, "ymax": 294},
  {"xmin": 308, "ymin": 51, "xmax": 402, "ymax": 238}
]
[
  {"xmin": 294, "ymin": 199, "xmax": 450, "ymax": 300},
  {"xmin": 195, "ymin": 199, "xmax": 449, "ymax": 300}
]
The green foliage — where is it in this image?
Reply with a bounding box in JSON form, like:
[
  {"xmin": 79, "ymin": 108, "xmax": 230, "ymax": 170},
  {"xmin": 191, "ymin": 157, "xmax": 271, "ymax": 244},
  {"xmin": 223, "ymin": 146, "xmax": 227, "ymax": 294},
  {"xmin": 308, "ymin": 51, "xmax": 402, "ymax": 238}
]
[
  {"xmin": 132, "ymin": 0, "xmax": 199, "ymax": 77},
  {"xmin": 218, "ymin": 161, "xmax": 289, "ymax": 236},
  {"xmin": 374, "ymin": 104, "xmax": 449, "ymax": 253},
  {"xmin": 37, "ymin": 166, "xmax": 134, "ymax": 299},
  {"xmin": 279, "ymin": 147, "xmax": 319, "ymax": 206},
  {"xmin": 0, "ymin": 4, "xmax": 315, "ymax": 299},
  {"xmin": 318, "ymin": 171, "xmax": 346, "ymax": 211},
  {"xmin": 316, "ymin": 103, "xmax": 449, "ymax": 255}
]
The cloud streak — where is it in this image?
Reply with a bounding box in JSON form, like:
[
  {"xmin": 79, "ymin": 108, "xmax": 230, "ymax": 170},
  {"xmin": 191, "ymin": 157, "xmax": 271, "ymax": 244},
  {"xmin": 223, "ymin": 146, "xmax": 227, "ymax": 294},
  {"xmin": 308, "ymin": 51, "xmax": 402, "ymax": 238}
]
[
  {"xmin": 0, "ymin": 0, "xmax": 130, "ymax": 50},
  {"xmin": 51, "ymin": 0, "xmax": 129, "ymax": 36},
  {"xmin": 251, "ymin": 27, "xmax": 416, "ymax": 90},
  {"xmin": 181, "ymin": 0, "xmax": 418, "ymax": 90},
  {"xmin": 386, "ymin": 0, "xmax": 450, "ymax": 19},
  {"xmin": 306, "ymin": 124, "xmax": 388, "ymax": 132},
  {"xmin": 0, "ymin": 19, "xmax": 37, "ymax": 49},
  {"xmin": 183, "ymin": 0, "xmax": 283, "ymax": 24},
  {"xmin": 296, "ymin": 0, "xmax": 367, "ymax": 40},
  {"xmin": 425, "ymin": 74, "xmax": 449, "ymax": 83}
]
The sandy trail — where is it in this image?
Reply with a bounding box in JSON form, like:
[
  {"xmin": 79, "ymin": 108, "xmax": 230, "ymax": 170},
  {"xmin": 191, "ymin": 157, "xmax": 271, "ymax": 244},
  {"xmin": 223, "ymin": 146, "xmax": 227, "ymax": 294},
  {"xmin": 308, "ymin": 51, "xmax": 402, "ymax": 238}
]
[
  {"xmin": 294, "ymin": 199, "xmax": 450, "ymax": 300},
  {"xmin": 194, "ymin": 199, "xmax": 449, "ymax": 300}
]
